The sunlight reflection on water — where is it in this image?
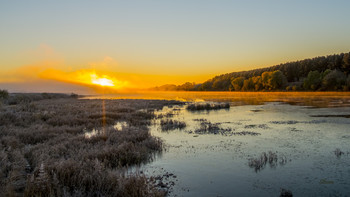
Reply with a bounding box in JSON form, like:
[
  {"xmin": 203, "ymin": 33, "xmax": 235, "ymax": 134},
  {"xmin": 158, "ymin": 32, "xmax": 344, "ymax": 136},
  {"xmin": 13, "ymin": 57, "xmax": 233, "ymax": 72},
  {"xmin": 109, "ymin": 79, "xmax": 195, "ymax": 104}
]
[
  {"xmin": 84, "ymin": 121, "xmax": 128, "ymax": 138},
  {"xmin": 84, "ymin": 92, "xmax": 350, "ymax": 196},
  {"xmin": 143, "ymin": 101, "xmax": 350, "ymax": 196},
  {"xmin": 84, "ymin": 128, "xmax": 100, "ymax": 138},
  {"xmin": 114, "ymin": 121, "xmax": 128, "ymax": 130},
  {"xmin": 82, "ymin": 91, "xmax": 350, "ymax": 108}
]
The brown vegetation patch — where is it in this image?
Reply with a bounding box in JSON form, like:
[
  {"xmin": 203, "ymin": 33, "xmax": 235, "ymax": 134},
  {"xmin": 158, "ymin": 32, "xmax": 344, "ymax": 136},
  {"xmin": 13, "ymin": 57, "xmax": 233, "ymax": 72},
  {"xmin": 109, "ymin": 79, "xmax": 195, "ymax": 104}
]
[{"xmin": 0, "ymin": 94, "xmax": 183, "ymax": 196}]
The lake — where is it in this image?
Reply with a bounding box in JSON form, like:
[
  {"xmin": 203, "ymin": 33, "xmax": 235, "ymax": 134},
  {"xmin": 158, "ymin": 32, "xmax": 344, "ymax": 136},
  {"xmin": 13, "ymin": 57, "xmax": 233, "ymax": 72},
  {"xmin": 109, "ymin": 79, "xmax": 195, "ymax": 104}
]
[
  {"xmin": 84, "ymin": 91, "xmax": 350, "ymax": 108},
  {"xmin": 87, "ymin": 92, "xmax": 350, "ymax": 196}
]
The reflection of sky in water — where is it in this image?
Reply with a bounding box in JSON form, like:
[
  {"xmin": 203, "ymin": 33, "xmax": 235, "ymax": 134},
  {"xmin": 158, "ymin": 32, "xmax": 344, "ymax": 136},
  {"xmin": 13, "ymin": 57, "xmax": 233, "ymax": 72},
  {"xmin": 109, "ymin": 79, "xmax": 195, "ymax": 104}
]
[
  {"xmin": 142, "ymin": 102, "xmax": 350, "ymax": 196},
  {"xmin": 83, "ymin": 92, "xmax": 350, "ymax": 108},
  {"xmin": 114, "ymin": 121, "xmax": 128, "ymax": 130},
  {"xmin": 84, "ymin": 128, "xmax": 99, "ymax": 138},
  {"xmin": 84, "ymin": 121, "xmax": 128, "ymax": 138}
]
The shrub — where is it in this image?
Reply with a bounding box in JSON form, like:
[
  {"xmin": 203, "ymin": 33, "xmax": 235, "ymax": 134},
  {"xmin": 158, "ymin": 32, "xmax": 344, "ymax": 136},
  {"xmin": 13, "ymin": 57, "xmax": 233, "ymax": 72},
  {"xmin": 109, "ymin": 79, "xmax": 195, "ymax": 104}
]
[{"xmin": 0, "ymin": 89, "xmax": 9, "ymax": 100}]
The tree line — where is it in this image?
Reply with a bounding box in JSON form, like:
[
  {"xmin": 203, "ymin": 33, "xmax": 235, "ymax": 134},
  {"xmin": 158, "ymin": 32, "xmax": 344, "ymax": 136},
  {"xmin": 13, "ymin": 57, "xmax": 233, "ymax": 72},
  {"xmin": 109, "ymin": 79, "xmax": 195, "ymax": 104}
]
[{"xmin": 152, "ymin": 52, "xmax": 350, "ymax": 91}]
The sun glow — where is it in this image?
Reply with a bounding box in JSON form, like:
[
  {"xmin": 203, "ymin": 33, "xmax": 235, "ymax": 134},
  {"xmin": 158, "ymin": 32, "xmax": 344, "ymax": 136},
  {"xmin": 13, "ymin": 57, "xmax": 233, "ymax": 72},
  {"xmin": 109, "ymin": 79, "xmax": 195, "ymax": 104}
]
[
  {"xmin": 91, "ymin": 74, "xmax": 114, "ymax": 87},
  {"xmin": 38, "ymin": 68, "xmax": 129, "ymax": 92}
]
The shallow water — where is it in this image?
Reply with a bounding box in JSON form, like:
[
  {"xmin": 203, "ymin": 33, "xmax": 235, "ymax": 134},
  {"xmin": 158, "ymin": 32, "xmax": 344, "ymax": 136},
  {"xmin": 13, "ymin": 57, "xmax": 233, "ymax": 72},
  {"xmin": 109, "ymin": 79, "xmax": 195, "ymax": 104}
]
[
  {"xmin": 83, "ymin": 91, "xmax": 350, "ymax": 108},
  {"xmin": 137, "ymin": 102, "xmax": 350, "ymax": 196}
]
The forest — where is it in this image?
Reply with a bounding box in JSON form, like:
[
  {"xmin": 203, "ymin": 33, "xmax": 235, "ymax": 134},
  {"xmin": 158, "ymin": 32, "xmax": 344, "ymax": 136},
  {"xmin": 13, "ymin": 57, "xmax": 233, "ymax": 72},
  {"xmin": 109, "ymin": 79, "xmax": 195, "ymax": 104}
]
[{"xmin": 153, "ymin": 52, "xmax": 350, "ymax": 91}]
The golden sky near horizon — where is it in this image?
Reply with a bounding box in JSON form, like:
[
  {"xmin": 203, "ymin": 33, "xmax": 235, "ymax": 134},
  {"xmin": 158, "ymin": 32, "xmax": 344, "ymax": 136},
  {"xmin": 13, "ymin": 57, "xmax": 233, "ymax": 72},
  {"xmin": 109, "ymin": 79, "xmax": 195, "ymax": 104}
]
[{"xmin": 1, "ymin": 1, "xmax": 350, "ymax": 93}]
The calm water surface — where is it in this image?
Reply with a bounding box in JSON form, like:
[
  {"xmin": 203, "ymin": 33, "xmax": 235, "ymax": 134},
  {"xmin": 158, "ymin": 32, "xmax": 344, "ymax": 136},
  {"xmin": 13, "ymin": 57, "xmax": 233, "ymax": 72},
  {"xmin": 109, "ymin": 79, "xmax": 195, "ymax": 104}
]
[
  {"xmin": 98, "ymin": 92, "xmax": 350, "ymax": 196},
  {"xmin": 84, "ymin": 91, "xmax": 350, "ymax": 108}
]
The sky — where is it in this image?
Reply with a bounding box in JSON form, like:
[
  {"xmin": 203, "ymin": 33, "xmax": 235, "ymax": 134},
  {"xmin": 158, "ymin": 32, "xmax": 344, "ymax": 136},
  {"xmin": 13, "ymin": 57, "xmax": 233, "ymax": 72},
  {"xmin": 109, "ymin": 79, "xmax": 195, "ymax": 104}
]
[{"xmin": 1, "ymin": 0, "xmax": 350, "ymax": 93}]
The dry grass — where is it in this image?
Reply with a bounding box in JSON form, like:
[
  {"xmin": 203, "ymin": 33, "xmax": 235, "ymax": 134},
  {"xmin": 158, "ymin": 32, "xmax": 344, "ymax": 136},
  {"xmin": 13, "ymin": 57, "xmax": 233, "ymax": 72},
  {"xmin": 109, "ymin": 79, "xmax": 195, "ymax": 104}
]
[{"xmin": 0, "ymin": 94, "xmax": 183, "ymax": 196}]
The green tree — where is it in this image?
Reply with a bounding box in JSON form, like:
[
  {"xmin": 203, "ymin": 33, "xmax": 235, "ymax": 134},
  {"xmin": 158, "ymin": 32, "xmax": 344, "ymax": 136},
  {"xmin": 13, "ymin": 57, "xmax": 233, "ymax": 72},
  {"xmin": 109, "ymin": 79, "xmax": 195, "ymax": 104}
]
[
  {"xmin": 212, "ymin": 79, "xmax": 230, "ymax": 91},
  {"xmin": 345, "ymin": 75, "xmax": 350, "ymax": 91},
  {"xmin": 178, "ymin": 82, "xmax": 195, "ymax": 91},
  {"xmin": 321, "ymin": 69, "xmax": 332, "ymax": 80},
  {"xmin": 242, "ymin": 78, "xmax": 255, "ymax": 91},
  {"xmin": 322, "ymin": 70, "xmax": 346, "ymax": 90},
  {"xmin": 231, "ymin": 77, "xmax": 245, "ymax": 91},
  {"xmin": 0, "ymin": 89, "xmax": 9, "ymax": 100},
  {"xmin": 342, "ymin": 52, "xmax": 350, "ymax": 74},
  {"xmin": 268, "ymin": 70, "xmax": 287, "ymax": 90},
  {"xmin": 303, "ymin": 70, "xmax": 321, "ymax": 90},
  {"xmin": 200, "ymin": 81, "xmax": 213, "ymax": 91},
  {"xmin": 261, "ymin": 71, "xmax": 272, "ymax": 89},
  {"xmin": 252, "ymin": 76, "xmax": 263, "ymax": 91}
]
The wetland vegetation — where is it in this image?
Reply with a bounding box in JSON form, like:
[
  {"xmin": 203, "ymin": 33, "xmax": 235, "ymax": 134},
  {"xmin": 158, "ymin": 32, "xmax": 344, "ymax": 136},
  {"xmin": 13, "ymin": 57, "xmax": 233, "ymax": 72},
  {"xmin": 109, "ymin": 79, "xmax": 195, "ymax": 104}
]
[
  {"xmin": 0, "ymin": 93, "xmax": 182, "ymax": 196},
  {"xmin": 1, "ymin": 91, "xmax": 350, "ymax": 196}
]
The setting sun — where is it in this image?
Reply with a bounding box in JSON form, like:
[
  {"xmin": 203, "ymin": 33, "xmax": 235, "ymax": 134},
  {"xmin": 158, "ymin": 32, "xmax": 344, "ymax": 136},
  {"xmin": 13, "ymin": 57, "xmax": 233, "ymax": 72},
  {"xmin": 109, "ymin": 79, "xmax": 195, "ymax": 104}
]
[
  {"xmin": 36, "ymin": 69, "xmax": 129, "ymax": 92},
  {"xmin": 91, "ymin": 74, "xmax": 114, "ymax": 87}
]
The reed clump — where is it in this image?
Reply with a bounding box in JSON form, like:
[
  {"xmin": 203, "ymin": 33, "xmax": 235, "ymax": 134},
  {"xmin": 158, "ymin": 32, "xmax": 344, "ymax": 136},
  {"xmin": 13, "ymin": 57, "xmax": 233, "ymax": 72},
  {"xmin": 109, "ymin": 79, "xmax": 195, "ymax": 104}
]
[
  {"xmin": 248, "ymin": 151, "xmax": 288, "ymax": 172},
  {"xmin": 233, "ymin": 131, "xmax": 261, "ymax": 136},
  {"xmin": 334, "ymin": 148, "xmax": 344, "ymax": 157},
  {"xmin": 280, "ymin": 188, "xmax": 293, "ymax": 197},
  {"xmin": 193, "ymin": 120, "xmax": 232, "ymax": 135},
  {"xmin": 186, "ymin": 102, "xmax": 230, "ymax": 111},
  {"xmin": 160, "ymin": 119, "xmax": 186, "ymax": 131}
]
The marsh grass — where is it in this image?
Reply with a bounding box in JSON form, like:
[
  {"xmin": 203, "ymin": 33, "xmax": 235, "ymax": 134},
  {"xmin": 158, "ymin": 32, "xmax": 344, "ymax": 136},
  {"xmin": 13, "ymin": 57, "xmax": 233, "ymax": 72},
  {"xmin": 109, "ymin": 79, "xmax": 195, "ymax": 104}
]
[
  {"xmin": 248, "ymin": 151, "xmax": 288, "ymax": 172},
  {"xmin": 280, "ymin": 188, "xmax": 293, "ymax": 197},
  {"xmin": 334, "ymin": 148, "xmax": 345, "ymax": 158},
  {"xmin": 160, "ymin": 119, "xmax": 186, "ymax": 131},
  {"xmin": 0, "ymin": 94, "xmax": 182, "ymax": 196},
  {"xmin": 186, "ymin": 102, "xmax": 230, "ymax": 111},
  {"xmin": 244, "ymin": 124, "xmax": 269, "ymax": 129},
  {"xmin": 191, "ymin": 120, "xmax": 232, "ymax": 135},
  {"xmin": 6, "ymin": 93, "xmax": 71, "ymax": 105},
  {"xmin": 233, "ymin": 131, "xmax": 261, "ymax": 136},
  {"xmin": 269, "ymin": 120, "xmax": 326, "ymax": 125}
]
